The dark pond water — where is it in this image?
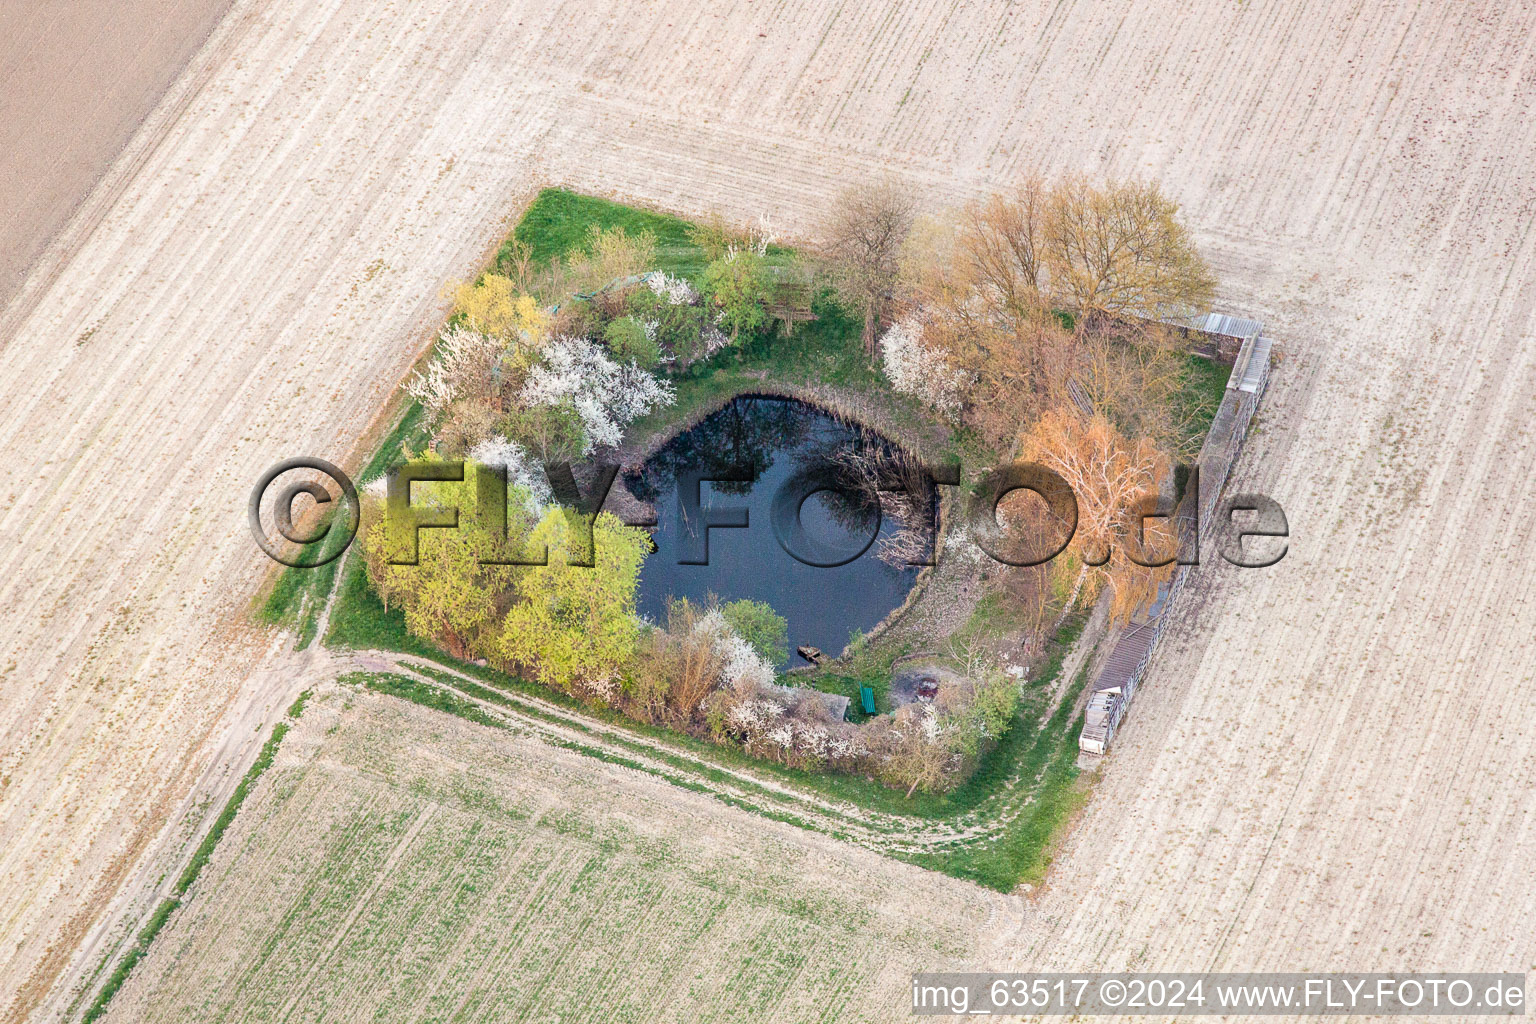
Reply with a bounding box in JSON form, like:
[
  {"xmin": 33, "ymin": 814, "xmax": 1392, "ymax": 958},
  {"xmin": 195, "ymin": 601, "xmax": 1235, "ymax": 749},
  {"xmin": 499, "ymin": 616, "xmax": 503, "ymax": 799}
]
[{"xmin": 628, "ymin": 396, "xmax": 936, "ymax": 668}]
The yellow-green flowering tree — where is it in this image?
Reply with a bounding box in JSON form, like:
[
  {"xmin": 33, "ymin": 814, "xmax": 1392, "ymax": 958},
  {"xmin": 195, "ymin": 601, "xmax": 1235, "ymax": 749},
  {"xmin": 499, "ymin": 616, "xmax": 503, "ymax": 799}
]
[
  {"xmin": 450, "ymin": 273, "xmax": 549, "ymax": 343},
  {"xmin": 498, "ymin": 510, "xmax": 650, "ymax": 698},
  {"xmin": 362, "ymin": 457, "xmax": 536, "ymax": 658}
]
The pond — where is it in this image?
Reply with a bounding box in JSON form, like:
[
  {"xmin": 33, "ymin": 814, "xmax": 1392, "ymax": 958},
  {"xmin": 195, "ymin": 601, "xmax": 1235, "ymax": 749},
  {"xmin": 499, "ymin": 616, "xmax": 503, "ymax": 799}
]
[{"xmin": 627, "ymin": 396, "xmax": 937, "ymax": 668}]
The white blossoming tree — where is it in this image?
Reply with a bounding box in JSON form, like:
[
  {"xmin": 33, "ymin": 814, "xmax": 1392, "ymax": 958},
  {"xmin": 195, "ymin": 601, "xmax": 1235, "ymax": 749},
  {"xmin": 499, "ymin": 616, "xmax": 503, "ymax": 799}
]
[
  {"xmin": 880, "ymin": 316, "xmax": 965, "ymax": 414},
  {"xmin": 693, "ymin": 610, "xmax": 776, "ymax": 691},
  {"xmin": 466, "ymin": 435, "xmax": 552, "ymax": 515},
  {"xmin": 645, "ymin": 271, "xmax": 698, "ymax": 305},
  {"xmin": 402, "ymin": 324, "xmax": 502, "ymax": 415},
  {"xmin": 520, "ymin": 336, "xmax": 674, "ymax": 454}
]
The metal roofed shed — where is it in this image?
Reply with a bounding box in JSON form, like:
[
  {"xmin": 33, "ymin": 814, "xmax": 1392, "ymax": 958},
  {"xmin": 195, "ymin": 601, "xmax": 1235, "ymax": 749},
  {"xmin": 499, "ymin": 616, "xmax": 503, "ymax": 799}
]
[
  {"xmin": 1163, "ymin": 310, "xmax": 1263, "ymax": 363},
  {"xmin": 1193, "ymin": 312, "xmax": 1262, "ymax": 363},
  {"xmin": 1195, "ymin": 312, "xmax": 1263, "ymax": 342}
]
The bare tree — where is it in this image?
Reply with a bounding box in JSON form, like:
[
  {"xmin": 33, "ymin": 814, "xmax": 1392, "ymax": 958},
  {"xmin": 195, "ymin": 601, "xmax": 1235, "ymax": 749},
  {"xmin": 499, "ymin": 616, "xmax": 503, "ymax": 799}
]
[
  {"xmin": 564, "ymin": 224, "xmax": 657, "ymax": 295},
  {"xmin": 926, "ymin": 301, "xmax": 1074, "ymax": 453},
  {"xmin": 1043, "ymin": 176, "xmax": 1215, "ymax": 320},
  {"xmin": 899, "ymin": 182, "xmax": 1069, "ymax": 451},
  {"xmin": 822, "ymin": 179, "xmax": 915, "ymax": 356},
  {"xmin": 499, "ymin": 237, "xmax": 536, "ymax": 295},
  {"xmin": 1077, "ymin": 318, "xmax": 1201, "ymax": 457},
  {"xmin": 891, "ymin": 175, "xmax": 1217, "ymax": 456},
  {"xmin": 956, "ymin": 177, "xmax": 1050, "ymax": 321}
]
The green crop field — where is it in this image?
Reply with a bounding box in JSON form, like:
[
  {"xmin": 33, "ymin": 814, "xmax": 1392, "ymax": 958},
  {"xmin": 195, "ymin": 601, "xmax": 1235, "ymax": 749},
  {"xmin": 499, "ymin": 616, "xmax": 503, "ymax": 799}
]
[{"xmin": 102, "ymin": 689, "xmax": 1004, "ymax": 1024}]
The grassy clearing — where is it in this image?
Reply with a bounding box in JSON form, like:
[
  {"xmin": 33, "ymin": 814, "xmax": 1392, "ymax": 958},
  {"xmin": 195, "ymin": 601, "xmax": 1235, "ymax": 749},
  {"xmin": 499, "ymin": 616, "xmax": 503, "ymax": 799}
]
[
  {"xmin": 505, "ymin": 187, "xmax": 795, "ymax": 284},
  {"xmin": 941, "ymin": 591, "xmax": 1036, "ymax": 657},
  {"xmin": 506, "ymin": 189, "xmax": 706, "ymax": 279},
  {"xmin": 805, "ymin": 578, "xmax": 1043, "ymax": 720},
  {"xmin": 1178, "ymin": 352, "xmax": 1231, "ymax": 451},
  {"xmin": 806, "ymin": 629, "xmax": 913, "ymax": 718}
]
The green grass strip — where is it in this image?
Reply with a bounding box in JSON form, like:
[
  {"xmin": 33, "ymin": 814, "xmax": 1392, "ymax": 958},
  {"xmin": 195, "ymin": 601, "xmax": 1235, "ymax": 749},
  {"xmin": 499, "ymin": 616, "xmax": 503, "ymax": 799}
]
[
  {"xmin": 257, "ymin": 507, "xmax": 347, "ymax": 641},
  {"xmin": 905, "ymin": 662, "xmax": 1093, "ymax": 891},
  {"xmin": 346, "ymin": 671, "xmax": 508, "ymax": 731},
  {"xmin": 81, "ymin": 897, "xmax": 180, "ymax": 1024}
]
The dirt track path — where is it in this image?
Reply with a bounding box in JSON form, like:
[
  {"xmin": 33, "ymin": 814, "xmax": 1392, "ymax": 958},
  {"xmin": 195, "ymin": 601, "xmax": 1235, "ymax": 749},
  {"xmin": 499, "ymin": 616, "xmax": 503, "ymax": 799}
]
[{"xmin": 2, "ymin": 0, "xmax": 1533, "ymax": 1019}]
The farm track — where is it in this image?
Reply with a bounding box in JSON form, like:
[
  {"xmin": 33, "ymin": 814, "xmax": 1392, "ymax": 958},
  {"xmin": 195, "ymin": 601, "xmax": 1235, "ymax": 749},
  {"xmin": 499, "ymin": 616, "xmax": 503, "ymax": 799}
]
[
  {"xmin": 348, "ymin": 633, "xmax": 1095, "ymax": 853},
  {"xmin": 1, "ymin": 0, "xmax": 1533, "ymax": 1019}
]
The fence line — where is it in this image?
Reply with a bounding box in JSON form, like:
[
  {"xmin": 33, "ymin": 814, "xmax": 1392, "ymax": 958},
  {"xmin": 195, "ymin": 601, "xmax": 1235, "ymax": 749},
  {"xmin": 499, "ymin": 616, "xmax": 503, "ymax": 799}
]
[{"xmin": 1079, "ymin": 328, "xmax": 1273, "ymax": 755}]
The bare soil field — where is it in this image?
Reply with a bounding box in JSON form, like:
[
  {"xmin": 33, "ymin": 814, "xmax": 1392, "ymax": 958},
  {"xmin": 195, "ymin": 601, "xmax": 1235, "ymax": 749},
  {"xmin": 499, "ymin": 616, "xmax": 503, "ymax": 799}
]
[
  {"xmin": 0, "ymin": 0, "xmax": 234, "ymax": 310},
  {"xmin": 2, "ymin": 0, "xmax": 1533, "ymax": 1020}
]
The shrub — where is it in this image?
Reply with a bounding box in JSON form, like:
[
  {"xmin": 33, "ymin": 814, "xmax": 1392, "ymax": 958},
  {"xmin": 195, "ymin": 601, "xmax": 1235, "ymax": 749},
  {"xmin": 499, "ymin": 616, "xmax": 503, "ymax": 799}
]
[
  {"xmin": 549, "ymin": 298, "xmax": 602, "ymax": 339},
  {"xmin": 604, "ymin": 315, "xmax": 662, "ymax": 368},
  {"xmin": 520, "ymin": 336, "xmax": 674, "ymax": 453},
  {"xmin": 566, "ymin": 224, "xmax": 656, "ymax": 294},
  {"xmin": 402, "ymin": 325, "xmax": 502, "ymax": 415},
  {"xmin": 500, "ymin": 402, "xmax": 588, "ymax": 464},
  {"xmin": 360, "ymin": 457, "xmax": 536, "ymax": 659},
  {"xmin": 626, "ymin": 287, "xmax": 706, "ymax": 365},
  {"xmin": 686, "ymin": 210, "xmax": 741, "ymax": 262},
  {"xmin": 719, "ymin": 599, "xmax": 789, "ymax": 665},
  {"xmin": 702, "ymin": 248, "xmax": 773, "ymax": 343},
  {"xmin": 626, "ymin": 600, "xmax": 729, "ymax": 726},
  {"xmin": 880, "ymin": 316, "xmax": 963, "ymax": 414},
  {"xmin": 644, "ymin": 271, "xmax": 698, "ymax": 305},
  {"xmin": 435, "ymin": 400, "xmax": 497, "ymax": 456},
  {"xmin": 451, "ymin": 274, "xmax": 549, "ymax": 342}
]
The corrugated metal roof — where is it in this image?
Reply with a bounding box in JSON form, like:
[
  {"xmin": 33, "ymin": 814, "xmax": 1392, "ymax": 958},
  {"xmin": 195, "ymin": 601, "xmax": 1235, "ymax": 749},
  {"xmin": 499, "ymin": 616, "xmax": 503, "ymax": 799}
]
[
  {"xmin": 1237, "ymin": 336, "xmax": 1273, "ymax": 393},
  {"xmin": 1195, "ymin": 312, "xmax": 1263, "ymax": 341},
  {"xmin": 1081, "ymin": 618, "xmax": 1159, "ymax": 753},
  {"xmin": 1091, "ymin": 621, "xmax": 1158, "ymax": 694},
  {"xmin": 1080, "ymin": 690, "xmax": 1123, "ymax": 752}
]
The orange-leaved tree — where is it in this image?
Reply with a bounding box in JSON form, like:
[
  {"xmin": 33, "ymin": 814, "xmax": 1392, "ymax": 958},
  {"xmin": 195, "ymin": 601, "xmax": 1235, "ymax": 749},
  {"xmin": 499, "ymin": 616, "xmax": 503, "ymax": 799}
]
[{"xmin": 1020, "ymin": 407, "xmax": 1177, "ymax": 623}]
